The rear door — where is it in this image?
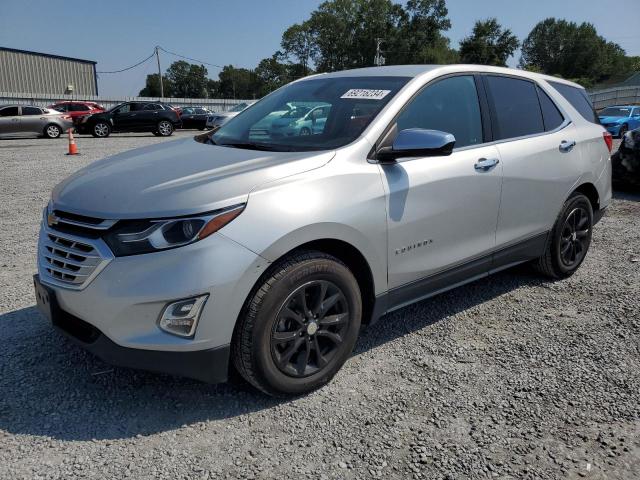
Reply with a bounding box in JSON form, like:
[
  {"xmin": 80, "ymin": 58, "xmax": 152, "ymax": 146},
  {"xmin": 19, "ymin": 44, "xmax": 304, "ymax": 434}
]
[
  {"xmin": 20, "ymin": 106, "xmax": 46, "ymax": 133},
  {"xmin": 0, "ymin": 106, "xmax": 21, "ymax": 134},
  {"xmin": 140, "ymin": 103, "xmax": 164, "ymax": 128},
  {"xmin": 484, "ymin": 74, "xmax": 580, "ymax": 253},
  {"xmin": 382, "ymin": 74, "xmax": 503, "ymax": 290}
]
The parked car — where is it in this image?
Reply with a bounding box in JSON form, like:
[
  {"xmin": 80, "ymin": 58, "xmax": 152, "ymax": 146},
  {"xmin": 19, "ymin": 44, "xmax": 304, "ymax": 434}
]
[
  {"xmin": 179, "ymin": 106, "xmax": 212, "ymax": 130},
  {"xmin": 75, "ymin": 101, "xmax": 181, "ymax": 137},
  {"xmin": 269, "ymin": 104, "xmax": 331, "ymax": 137},
  {"xmin": 205, "ymin": 102, "xmax": 254, "ymax": 129},
  {"xmin": 598, "ymin": 105, "xmax": 640, "ymax": 138},
  {"xmin": 0, "ymin": 104, "xmax": 72, "ymax": 138},
  {"xmin": 48, "ymin": 101, "xmax": 105, "ymax": 122},
  {"xmin": 611, "ymin": 127, "xmax": 640, "ymax": 189},
  {"xmin": 35, "ymin": 65, "xmax": 611, "ymax": 396}
]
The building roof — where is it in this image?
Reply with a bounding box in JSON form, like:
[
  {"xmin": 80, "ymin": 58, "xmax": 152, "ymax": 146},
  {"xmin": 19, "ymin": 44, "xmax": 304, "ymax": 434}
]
[{"xmin": 0, "ymin": 46, "xmax": 96, "ymax": 65}]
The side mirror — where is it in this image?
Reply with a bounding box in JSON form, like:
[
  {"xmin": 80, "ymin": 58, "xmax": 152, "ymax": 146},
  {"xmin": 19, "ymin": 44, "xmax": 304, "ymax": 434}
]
[{"xmin": 377, "ymin": 128, "xmax": 456, "ymax": 162}]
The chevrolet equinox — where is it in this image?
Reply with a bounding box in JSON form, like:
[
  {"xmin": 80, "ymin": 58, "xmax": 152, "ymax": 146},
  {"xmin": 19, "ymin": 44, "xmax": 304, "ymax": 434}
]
[{"xmin": 34, "ymin": 65, "xmax": 612, "ymax": 396}]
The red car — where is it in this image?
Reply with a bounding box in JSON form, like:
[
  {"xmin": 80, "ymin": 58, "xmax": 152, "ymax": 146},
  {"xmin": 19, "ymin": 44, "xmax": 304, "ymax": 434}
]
[{"xmin": 48, "ymin": 101, "xmax": 105, "ymax": 121}]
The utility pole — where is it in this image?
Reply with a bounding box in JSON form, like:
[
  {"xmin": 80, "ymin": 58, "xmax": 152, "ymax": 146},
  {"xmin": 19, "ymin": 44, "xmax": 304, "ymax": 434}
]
[
  {"xmin": 374, "ymin": 38, "xmax": 385, "ymax": 67},
  {"xmin": 155, "ymin": 46, "xmax": 164, "ymax": 99}
]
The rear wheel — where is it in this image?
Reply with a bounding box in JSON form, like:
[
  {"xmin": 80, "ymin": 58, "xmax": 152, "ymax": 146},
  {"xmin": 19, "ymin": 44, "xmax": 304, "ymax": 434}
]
[
  {"xmin": 157, "ymin": 120, "xmax": 174, "ymax": 136},
  {"xmin": 534, "ymin": 192, "xmax": 593, "ymax": 279},
  {"xmin": 44, "ymin": 124, "xmax": 61, "ymax": 139},
  {"xmin": 92, "ymin": 122, "xmax": 111, "ymax": 138},
  {"xmin": 232, "ymin": 251, "xmax": 362, "ymax": 396}
]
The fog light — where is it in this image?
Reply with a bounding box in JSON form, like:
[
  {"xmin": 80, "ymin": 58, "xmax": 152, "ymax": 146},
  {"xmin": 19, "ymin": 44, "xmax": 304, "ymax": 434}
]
[{"xmin": 158, "ymin": 295, "xmax": 208, "ymax": 337}]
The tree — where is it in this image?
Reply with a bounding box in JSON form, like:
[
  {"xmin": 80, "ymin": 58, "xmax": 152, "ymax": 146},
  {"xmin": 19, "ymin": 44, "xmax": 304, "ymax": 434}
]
[
  {"xmin": 281, "ymin": 23, "xmax": 315, "ymax": 75},
  {"xmin": 459, "ymin": 18, "xmax": 519, "ymax": 66},
  {"xmin": 164, "ymin": 60, "xmax": 209, "ymax": 98},
  {"xmin": 139, "ymin": 73, "xmax": 172, "ymax": 97},
  {"xmin": 520, "ymin": 18, "xmax": 627, "ymax": 84}
]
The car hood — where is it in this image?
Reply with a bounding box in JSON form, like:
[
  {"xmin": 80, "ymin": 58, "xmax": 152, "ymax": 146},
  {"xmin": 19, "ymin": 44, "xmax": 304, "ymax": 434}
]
[
  {"xmin": 51, "ymin": 137, "xmax": 334, "ymax": 219},
  {"xmin": 599, "ymin": 116, "xmax": 624, "ymax": 124}
]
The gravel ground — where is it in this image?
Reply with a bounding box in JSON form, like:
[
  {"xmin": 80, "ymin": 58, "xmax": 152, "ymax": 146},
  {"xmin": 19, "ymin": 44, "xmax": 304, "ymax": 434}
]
[{"xmin": 0, "ymin": 132, "xmax": 638, "ymax": 480}]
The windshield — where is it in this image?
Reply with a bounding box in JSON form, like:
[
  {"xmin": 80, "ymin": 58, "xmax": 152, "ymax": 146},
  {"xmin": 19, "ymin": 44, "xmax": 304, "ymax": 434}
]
[
  {"xmin": 600, "ymin": 107, "xmax": 631, "ymax": 117},
  {"xmin": 210, "ymin": 76, "xmax": 410, "ymax": 151}
]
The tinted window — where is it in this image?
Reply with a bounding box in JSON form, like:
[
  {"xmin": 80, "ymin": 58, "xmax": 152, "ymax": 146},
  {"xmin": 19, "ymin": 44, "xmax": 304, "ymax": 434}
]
[
  {"xmin": 0, "ymin": 107, "xmax": 19, "ymax": 116},
  {"xmin": 22, "ymin": 106, "xmax": 42, "ymax": 115},
  {"xmin": 485, "ymin": 76, "xmax": 544, "ymax": 140},
  {"xmin": 536, "ymin": 86, "xmax": 564, "ymax": 131},
  {"xmin": 114, "ymin": 104, "xmax": 130, "ymax": 114},
  {"xmin": 195, "ymin": 108, "xmax": 207, "ymax": 114},
  {"xmin": 70, "ymin": 103, "xmax": 89, "ymax": 112},
  {"xmin": 52, "ymin": 104, "xmax": 68, "ymax": 112},
  {"xmin": 549, "ymin": 81, "xmax": 599, "ymax": 124},
  {"xmin": 395, "ymin": 75, "xmax": 483, "ymax": 148},
  {"xmin": 144, "ymin": 103, "xmax": 162, "ymax": 111}
]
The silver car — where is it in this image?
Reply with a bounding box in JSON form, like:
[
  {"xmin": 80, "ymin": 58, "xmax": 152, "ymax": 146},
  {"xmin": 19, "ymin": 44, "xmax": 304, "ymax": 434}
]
[
  {"xmin": 0, "ymin": 104, "xmax": 73, "ymax": 138},
  {"xmin": 34, "ymin": 65, "xmax": 612, "ymax": 396},
  {"xmin": 205, "ymin": 102, "xmax": 254, "ymax": 129}
]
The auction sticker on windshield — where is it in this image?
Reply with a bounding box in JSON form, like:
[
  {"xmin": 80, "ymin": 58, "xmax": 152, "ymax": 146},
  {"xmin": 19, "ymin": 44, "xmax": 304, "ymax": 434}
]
[{"xmin": 341, "ymin": 89, "xmax": 391, "ymax": 100}]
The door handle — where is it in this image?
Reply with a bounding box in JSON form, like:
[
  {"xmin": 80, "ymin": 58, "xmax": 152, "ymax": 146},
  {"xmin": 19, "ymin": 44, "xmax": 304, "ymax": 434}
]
[
  {"xmin": 474, "ymin": 158, "xmax": 500, "ymax": 171},
  {"xmin": 559, "ymin": 140, "xmax": 576, "ymax": 153}
]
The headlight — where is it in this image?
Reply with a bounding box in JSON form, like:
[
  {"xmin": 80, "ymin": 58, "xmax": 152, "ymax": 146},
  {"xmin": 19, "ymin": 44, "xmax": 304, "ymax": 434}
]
[{"xmin": 103, "ymin": 204, "xmax": 245, "ymax": 256}]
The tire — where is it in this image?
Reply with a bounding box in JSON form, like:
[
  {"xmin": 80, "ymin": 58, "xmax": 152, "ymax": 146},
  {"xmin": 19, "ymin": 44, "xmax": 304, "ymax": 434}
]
[
  {"xmin": 299, "ymin": 127, "xmax": 311, "ymax": 136},
  {"xmin": 44, "ymin": 124, "xmax": 61, "ymax": 139},
  {"xmin": 618, "ymin": 124, "xmax": 628, "ymax": 139},
  {"xmin": 534, "ymin": 192, "xmax": 593, "ymax": 279},
  {"xmin": 232, "ymin": 250, "xmax": 362, "ymax": 397},
  {"xmin": 157, "ymin": 120, "xmax": 174, "ymax": 137},
  {"xmin": 92, "ymin": 122, "xmax": 111, "ymax": 138}
]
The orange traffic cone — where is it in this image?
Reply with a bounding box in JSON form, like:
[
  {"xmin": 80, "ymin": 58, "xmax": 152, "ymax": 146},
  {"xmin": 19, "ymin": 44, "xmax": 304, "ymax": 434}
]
[{"xmin": 66, "ymin": 128, "xmax": 79, "ymax": 155}]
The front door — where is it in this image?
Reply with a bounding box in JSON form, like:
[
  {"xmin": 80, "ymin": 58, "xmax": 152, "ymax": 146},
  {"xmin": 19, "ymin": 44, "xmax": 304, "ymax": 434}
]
[
  {"xmin": 381, "ymin": 75, "xmax": 502, "ymax": 291},
  {"xmin": 0, "ymin": 106, "xmax": 21, "ymax": 134}
]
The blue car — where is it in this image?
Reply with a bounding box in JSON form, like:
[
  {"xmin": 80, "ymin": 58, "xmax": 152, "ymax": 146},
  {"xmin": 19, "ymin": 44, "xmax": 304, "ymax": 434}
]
[{"xmin": 598, "ymin": 105, "xmax": 640, "ymax": 138}]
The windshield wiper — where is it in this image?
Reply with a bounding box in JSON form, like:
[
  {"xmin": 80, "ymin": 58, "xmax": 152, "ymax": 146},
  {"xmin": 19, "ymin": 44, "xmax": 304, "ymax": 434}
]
[{"xmin": 218, "ymin": 142, "xmax": 291, "ymax": 152}]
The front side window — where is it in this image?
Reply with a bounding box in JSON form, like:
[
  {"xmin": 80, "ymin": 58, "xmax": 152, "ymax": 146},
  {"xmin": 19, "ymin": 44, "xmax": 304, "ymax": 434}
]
[
  {"xmin": 52, "ymin": 104, "xmax": 68, "ymax": 112},
  {"xmin": 113, "ymin": 104, "xmax": 130, "ymax": 114},
  {"xmin": 549, "ymin": 81, "xmax": 599, "ymax": 124},
  {"xmin": 195, "ymin": 108, "xmax": 207, "ymax": 114},
  {"xmin": 210, "ymin": 76, "xmax": 410, "ymax": 152},
  {"xmin": 395, "ymin": 75, "xmax": 483, "ymax": 149},
  {"xmin": 22, "ymin": 106, "xmax": 42, "ymax": 115},
  {"xmin": 0, "ymin": 107, "xmax": 19, "ymax": 117},
  {"xmin": 485, "ymin": 76, "xmax": 544, "ymax": 140}
]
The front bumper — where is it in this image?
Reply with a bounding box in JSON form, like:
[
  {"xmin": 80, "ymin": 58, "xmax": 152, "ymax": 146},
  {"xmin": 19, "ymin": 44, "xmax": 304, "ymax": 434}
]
[
  {"xmin": 37, "ymin": 222, "xmax": 270, "ymax": 382},
  {"xmin": 36, "ymin": 274, "xmax": 230, "ymax": 383}
]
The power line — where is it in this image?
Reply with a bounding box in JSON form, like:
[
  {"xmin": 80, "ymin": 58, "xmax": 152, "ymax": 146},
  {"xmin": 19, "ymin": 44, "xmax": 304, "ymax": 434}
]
[
  {"xmin": 96, "ymin": 51, "xmax": 156, "ymax": 74},
  {"xmin": 157, "ymin": 46, "xmax": 225, "ymax": 69}
]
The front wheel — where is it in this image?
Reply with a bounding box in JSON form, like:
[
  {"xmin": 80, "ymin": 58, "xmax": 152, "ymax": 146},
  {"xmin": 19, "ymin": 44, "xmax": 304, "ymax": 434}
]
[
  {"xmin": 534, "ymin": 192, "xmax": 593, "ymax": 279},
  {"xmin": 232, "ymin": 251, "xmax": 362, "ymax": 396},
  {"xmin": 157, "ymin": 120, "xmax": 174, "ymax": 137},
  {"xmin": 44, "ymin": 124, "xmax": 61, "ymax": 139}
]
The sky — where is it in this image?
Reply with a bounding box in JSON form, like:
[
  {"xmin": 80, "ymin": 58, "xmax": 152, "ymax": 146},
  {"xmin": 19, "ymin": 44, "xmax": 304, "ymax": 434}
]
[{"xmin": 1, "ymin": 0, "xmax": 638, "ymax": 96}]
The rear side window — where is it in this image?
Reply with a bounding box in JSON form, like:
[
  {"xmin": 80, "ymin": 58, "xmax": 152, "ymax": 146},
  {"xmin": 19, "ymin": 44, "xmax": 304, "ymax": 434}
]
[
  {"xmin": 548, "ymin": 81, "xmax": 599, "ymax": 124},
  {"xmin": 485, "ymin": 76, "xmax": 544, "ymax": 140},
  {"xmin": 70, "ymin": 103, "xmax": 89, "ymax": 112},
  {"xmin": 144, "ymin": 103, "xmax": 163, "ymax": 111},
  {"xmin": 536, "ymin": 86, "xmax": 564, "ymax": 131},
  {"xmin": 22, "ymin": 106, "xmax": 42, "ymax": 115},
  {"xmin": 396, "ymin": 75, "xmax": 483, "ymax": 148}
]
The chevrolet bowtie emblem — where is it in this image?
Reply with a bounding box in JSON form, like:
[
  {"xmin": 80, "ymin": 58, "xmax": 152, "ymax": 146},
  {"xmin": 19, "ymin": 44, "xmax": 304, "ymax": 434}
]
[{"xmin": 47, "ymin": 213, "xmax": 59, "ymax": 227}]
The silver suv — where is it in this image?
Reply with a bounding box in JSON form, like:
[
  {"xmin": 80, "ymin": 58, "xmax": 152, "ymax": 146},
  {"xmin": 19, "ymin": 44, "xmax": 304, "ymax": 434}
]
[{"xmin": 34, "ymin": 65, "xmax": 612, "ymax": 396}]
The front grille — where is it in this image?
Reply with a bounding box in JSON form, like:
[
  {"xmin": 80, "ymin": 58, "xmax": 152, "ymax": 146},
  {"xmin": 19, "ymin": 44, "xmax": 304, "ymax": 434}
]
[{"xmin": 38, "ymin": 221, "xmax": 114, "ymax": 290}]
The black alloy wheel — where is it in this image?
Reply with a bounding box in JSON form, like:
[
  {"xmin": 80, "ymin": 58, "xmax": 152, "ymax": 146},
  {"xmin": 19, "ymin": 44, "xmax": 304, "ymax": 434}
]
[
  {"xmin": 559, "ymin": 207, "xmax": 590, "ymax": 268},
  {"xmin": 271, "ymin": 280, "xmax": 350, "ymax": 378}
]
